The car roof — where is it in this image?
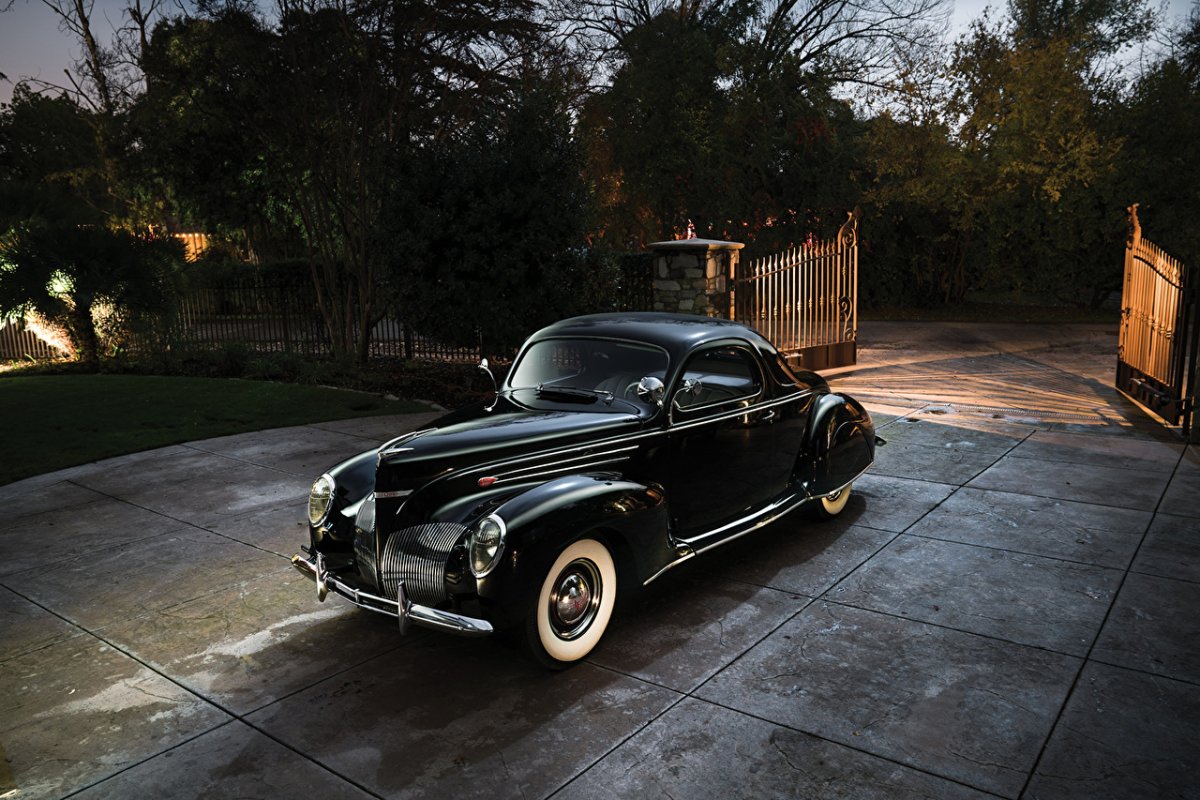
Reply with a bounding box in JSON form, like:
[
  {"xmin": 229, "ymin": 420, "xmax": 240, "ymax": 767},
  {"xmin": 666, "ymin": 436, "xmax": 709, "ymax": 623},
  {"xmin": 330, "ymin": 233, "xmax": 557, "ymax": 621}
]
[{"xmin": 528, "ymin": 312, "xmax": 776, "ymax": 361}]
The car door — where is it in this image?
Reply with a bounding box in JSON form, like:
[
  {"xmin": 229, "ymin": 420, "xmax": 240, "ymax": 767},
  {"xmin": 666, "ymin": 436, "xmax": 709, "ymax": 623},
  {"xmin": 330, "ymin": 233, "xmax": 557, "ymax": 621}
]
[{"xmin": 663, "ymin": 344, "xmax": 787, "ymax": 541}]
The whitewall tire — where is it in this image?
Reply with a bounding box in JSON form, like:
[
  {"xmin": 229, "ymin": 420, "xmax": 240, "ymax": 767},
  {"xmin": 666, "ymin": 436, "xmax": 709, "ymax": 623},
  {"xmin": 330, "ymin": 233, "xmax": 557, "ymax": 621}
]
[
  {"xmin": 527, "ymin": 538, "xmax": 616, "ymax": 668},
  {"xmin": 813, "ymin": 483, "xmax": 853, "ymax": 520}
]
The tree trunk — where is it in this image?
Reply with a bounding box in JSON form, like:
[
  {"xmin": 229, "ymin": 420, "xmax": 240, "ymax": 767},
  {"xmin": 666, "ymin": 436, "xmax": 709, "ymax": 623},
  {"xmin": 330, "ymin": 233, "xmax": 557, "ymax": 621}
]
[
  {"xmin": 70, "ymin": 300, "xmax": 100, "ymax": 366},
  {"xmin": 356, "ymin": 313, "xmax": 372, "ymax": 364}
]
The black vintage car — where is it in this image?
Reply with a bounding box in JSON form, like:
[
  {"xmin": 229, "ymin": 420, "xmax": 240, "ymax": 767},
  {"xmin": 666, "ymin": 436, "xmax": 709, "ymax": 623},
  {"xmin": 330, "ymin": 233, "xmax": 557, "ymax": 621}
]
[{"xmin": 293, "ymin": 313, "xmax": 875, "ymax": 667}]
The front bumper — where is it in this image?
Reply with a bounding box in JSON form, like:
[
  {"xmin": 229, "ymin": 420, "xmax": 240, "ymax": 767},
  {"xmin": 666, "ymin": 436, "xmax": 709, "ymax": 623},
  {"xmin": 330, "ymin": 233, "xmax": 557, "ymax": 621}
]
[{"xmin": 290, "ymin": 552, "xmax": 493, "ymax": 638}]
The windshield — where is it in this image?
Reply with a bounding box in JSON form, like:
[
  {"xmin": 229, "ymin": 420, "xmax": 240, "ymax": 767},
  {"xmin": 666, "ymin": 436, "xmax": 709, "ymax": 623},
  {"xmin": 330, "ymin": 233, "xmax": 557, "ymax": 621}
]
[{"xmin": 507, "ymin": 338, "xmax": 669, "ymax": 406}]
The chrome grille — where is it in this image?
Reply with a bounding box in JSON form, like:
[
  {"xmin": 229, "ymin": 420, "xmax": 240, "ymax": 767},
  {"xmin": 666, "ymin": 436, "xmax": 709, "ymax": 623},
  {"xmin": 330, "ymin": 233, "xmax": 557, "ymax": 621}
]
[
  {"xmin": 380, "ymin": 523, "xmax": 469, "ymax": 606},
  {"xmin": 353, "ymin": 522, "xmax": 378, "ymax": 587}
]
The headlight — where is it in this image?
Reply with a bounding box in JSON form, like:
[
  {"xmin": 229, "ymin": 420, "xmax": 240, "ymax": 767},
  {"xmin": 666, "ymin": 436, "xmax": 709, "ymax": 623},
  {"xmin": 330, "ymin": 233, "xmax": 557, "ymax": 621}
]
[
  {"xmin": 308, "ymin": 474, "xmax": 334, "ymax": 526},
  {"xmin": 354, "ymin": 493, "xmax": 376, "ymax": 535},
  {"xmin": 468, "ymin": 514, "xmax": 507, "ymax": 578}
]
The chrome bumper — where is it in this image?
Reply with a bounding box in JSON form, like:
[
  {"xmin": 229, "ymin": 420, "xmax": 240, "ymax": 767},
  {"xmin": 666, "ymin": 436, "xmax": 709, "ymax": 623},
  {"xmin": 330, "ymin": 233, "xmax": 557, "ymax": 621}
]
[{"xmin": 290, "ymin": 552, "xmax": 493, "ymax": 638}]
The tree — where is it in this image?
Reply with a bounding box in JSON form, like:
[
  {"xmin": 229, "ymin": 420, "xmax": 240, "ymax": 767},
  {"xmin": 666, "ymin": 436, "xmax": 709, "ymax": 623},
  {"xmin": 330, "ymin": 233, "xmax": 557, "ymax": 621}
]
[
  {"xmin": 130, "ymin": 11, "xmax": 280, "ymax": 241},
  {"xmin": 581, "ymin": 4, "xmax": 865, "ymax": 248},
  {"xmin": 584, "ymin": 9, "xmax": 731, "ymax": 244},
  {"xmin": 5, "ymin": 0, "xmax": 177, "ymax": 233},
  {"xmin": 0, "ymin": 226, "xmax": 183, "ymax": 364},
  {"xmin": 0, "ymin": 84, "xmax": 105, "ymax": 229},
  {"xmin": 1118, "ymin": 9, "xmax": 1200, "ymax": 265},
  {"xmin": 551, "ymin": 0, "xmax": 948, "ymax": 89},
  {"xmin": 136, "ymin": 0, "xmax": 544, "ymax": 362},
  {"xmin": 384, "ymin": 75, "xmax": 606, "ymax": 353},
  {"xmin": 948, "ymin": 15, "xmax": 1132, "ymax": 304},
  {"xmin": 0, "ymin": 83, "xmax": 185, "ymax": 363},
  {"xmin": 860, "ymin": 1, "xmax": 1151, "ymax": 309},
  {"xmin": 860, "ymin": 110, "xmax": 977, "ymax": 306},
  {"xmin": 1007, "ymin": 0, "xmax": 1155, "ymax": 60},
  {"xmin": 747, "ymin": 0, "xmax": 948, "ymax": 87}
]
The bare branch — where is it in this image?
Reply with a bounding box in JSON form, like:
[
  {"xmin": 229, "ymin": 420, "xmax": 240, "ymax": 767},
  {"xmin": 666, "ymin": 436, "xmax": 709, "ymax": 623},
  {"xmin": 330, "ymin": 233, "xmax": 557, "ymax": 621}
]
[{"xmin": 544, "ymin": 0, "xmax": 951, "ymax": 94}]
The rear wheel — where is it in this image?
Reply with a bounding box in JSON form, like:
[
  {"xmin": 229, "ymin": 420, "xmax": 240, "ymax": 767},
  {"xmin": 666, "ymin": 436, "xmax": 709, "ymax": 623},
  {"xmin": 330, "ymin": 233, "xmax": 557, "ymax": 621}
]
[
  {"xmin": 811, "ymin": 483, "xmax": 853, "ymax": 520},
  {"xmin": 525, "ymin": 538, "xmax": 616, "ymax": 669}
]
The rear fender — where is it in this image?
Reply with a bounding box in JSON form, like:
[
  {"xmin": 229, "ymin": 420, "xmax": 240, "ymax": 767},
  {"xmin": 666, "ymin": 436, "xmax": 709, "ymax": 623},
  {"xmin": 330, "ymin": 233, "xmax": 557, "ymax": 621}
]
[{"xmin": 801, "ymin": 394, "xmax": 875, "ymax": 497}]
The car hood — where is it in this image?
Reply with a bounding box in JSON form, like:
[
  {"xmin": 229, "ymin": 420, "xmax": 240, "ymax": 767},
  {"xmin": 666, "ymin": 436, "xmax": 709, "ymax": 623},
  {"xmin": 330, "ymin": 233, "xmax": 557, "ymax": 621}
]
[{"xmin": 375, "ymin": 397, "xmax": 646, "ymax": 494}]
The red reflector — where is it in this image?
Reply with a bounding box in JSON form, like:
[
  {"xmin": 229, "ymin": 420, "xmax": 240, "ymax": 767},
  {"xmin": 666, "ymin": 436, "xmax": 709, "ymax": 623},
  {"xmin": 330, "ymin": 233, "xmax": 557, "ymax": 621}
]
[{"xmin": 478, "ymin": 476, "xmax": 497, "ymax": 488}]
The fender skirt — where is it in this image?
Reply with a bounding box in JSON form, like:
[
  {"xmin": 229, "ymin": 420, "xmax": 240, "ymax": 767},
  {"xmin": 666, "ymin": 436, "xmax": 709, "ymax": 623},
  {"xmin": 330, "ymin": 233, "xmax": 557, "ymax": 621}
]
[{"xmin": 802, "ymin": 393, "xmax": 876, "ymax": 497}]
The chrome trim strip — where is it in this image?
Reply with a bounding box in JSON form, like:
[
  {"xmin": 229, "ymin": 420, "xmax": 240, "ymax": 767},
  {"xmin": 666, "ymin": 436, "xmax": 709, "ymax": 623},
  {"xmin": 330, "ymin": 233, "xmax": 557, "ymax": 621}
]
[
  {"xmin": 679, "ymin": 492, "xmax": 800, "ymax": 546},
  {"xmin": 666, "ymin": 392, "xmax": 801, "ymax": 433},
  {"xmin": 641, "ymin": 549, "xmax": 696, "ymax": 585},
  {"xmin": 645, "ymin": 465, "xmax": 874, "ymax": 584},
  {"xmin": 380, "ymin": 428, "xmax": 437, "ymax": 457},
  {"xmin": 459, "ymin": 439, "xmax": 644, "ymax": 477},
  {"xmin": 691, "ymin": 495, "xmax": 811, "ymax": 557},
  {"xmin": 374, "ymin": 490, "xmax": 413, "ymax": 500},
  {"xmin": 671, "ymin": 388, "xmax": 763, "ymax": 417},
  {"xmin": 291, "ymin": 554, "xmax": 493, "ymax": 638},
  {"xmin": 493, "ymin": 456, "xmax": 631, "ymax": 485},
  {"xmin": 492, "ymin": 445, "xmax": 639, "ymax": 481}
]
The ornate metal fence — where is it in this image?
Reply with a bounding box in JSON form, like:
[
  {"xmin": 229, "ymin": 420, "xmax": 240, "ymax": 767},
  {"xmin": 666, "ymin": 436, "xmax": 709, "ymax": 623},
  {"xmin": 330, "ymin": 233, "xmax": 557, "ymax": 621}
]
[
  {"xmin": 732, "ymin": 210, "xmax": 859, "ymax": 371},
  {"xmin": 1117, "ymin": 205, "xmax": 1199, "ymax": 437},
  {"xmin": 172, "ymin": 280, "xmax": 481, "ymax": 361},
  {"xmin": 0, "ymin": 282, "xmax": 480, "ymax": 363}
]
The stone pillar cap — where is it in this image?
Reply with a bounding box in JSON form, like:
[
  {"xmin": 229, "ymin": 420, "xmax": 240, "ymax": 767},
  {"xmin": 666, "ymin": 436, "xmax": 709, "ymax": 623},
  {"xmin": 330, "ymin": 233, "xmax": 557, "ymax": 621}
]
[{"xmin": 646, "ymin": 238, "xmax": 745, "ymax": 252}]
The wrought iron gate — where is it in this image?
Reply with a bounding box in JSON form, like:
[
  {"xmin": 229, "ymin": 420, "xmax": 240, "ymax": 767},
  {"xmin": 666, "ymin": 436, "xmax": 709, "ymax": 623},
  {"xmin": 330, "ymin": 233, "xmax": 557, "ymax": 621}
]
[
  {"xmin": 1117, "ymin": 205, "xmax": 1199, "ymax": 437},
  {"xmin": 732, "ymin": 210, "xmax": 859, "ymax": 371}
]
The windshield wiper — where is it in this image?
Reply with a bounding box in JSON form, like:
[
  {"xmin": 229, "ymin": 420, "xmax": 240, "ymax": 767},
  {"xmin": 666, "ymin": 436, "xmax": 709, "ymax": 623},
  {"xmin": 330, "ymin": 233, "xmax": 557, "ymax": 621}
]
[{"xmin": 533, "ymin": 384, "xmax": 614, "ymax": 404}]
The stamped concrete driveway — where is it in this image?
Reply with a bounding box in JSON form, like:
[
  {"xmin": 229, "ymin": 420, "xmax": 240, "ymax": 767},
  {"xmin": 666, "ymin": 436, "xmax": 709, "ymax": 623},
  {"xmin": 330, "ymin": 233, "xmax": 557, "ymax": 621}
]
[{"xmin": 2, "ymin": 322, "xmax": 1197, "ymax": 799}]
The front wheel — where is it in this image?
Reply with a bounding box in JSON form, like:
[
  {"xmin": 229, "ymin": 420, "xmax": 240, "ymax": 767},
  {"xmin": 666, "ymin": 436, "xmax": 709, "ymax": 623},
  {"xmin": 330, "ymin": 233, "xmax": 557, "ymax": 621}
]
[
  {"xmin": 525, "ymin": 538, "xmax": 616, "ymax": 669},
  {"xmin": 811, "ymin": 483, "xmax": 853, "ymax": 520}
]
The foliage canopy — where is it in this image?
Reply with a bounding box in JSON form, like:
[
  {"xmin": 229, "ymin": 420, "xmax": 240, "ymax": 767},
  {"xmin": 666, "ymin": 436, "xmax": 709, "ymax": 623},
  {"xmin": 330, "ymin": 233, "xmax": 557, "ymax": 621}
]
[{"xmin": 2, "ymin": 0, "xmax": 1197, "ymax": 366}]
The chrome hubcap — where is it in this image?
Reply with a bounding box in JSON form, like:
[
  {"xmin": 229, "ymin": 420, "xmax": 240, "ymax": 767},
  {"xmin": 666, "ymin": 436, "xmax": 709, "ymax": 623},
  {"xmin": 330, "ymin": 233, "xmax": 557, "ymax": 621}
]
[
  {"xmin": 549, "ymin": 559, "xmax": 601, "ymax": 640},
  {"xmin": 555, "ymin": 574, "xmax": 591, "ymax": 625}
]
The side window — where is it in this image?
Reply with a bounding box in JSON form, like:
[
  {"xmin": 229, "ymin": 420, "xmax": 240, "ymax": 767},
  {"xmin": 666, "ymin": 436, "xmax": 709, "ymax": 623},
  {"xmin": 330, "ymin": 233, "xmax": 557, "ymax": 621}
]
[{"xmin": 674, "ymin": 346, "xmax": 762, "ymax": 412}]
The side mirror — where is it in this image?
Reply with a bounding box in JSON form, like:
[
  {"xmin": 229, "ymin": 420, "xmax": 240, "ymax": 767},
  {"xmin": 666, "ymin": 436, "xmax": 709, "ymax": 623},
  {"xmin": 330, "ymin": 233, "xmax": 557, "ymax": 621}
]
[
  {"xmin": 634, "ymin": 376, "xmax": 666, "ymax": 407},
  {"xmin": 478, "ymin": 358, "xmax": 498, "ymax": 409}
]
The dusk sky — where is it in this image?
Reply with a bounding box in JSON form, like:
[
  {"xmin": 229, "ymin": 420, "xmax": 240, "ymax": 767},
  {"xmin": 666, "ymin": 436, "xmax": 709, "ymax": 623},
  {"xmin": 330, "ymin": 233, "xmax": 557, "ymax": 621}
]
[{"xmin": 0, "ymin": 0, "xmax": 1196, "ymax": 105}]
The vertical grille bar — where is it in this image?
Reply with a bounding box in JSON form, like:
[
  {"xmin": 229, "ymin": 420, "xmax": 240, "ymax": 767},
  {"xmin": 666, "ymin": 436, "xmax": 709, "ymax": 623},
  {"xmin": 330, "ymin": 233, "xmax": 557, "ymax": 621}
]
[
  {"xmin": 353, "ymin": 523, "xmax": 378, "ymax": 588},
  {"xmin": 379, "ymin": 523, "xmax": 470, "ymax": 606}
]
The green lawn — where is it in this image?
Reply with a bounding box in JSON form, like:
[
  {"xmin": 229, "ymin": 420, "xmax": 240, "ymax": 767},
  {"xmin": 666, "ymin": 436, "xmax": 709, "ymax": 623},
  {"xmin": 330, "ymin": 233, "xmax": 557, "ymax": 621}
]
[{"xmin": 0, "ymin": 374, "xmax": 429, "ymax": 485}]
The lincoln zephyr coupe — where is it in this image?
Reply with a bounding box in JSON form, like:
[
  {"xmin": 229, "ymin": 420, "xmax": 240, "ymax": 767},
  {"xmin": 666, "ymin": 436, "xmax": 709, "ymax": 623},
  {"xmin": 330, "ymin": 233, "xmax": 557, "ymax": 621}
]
[{"xmin": 293, "ymin": 313, "xmax": 876, "ymax": 667}]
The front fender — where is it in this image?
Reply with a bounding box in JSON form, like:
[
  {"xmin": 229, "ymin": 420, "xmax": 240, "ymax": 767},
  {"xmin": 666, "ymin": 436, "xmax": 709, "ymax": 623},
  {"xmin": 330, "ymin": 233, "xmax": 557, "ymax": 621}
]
[
  {"xmin": 474, "ymin": 473, "xmax": 670, "ymax": 627},
  {"xmin": 312, "ymin": 448, "xmax": 378, "ymax": 546},
  {"xmin": 327, "ymin": 449, "xmax": 378, "ymax": 504},
  {"xmin": 802, "ymin": 393, "xmax": 875, "ymax": 496}
]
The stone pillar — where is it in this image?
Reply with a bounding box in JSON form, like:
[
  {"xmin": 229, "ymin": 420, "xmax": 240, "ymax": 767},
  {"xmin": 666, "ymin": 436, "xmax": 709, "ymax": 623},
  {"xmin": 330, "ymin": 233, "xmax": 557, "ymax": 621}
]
[{"xmin": 645, "ymin": 239, "xmax": 744, "ymax": 318}]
